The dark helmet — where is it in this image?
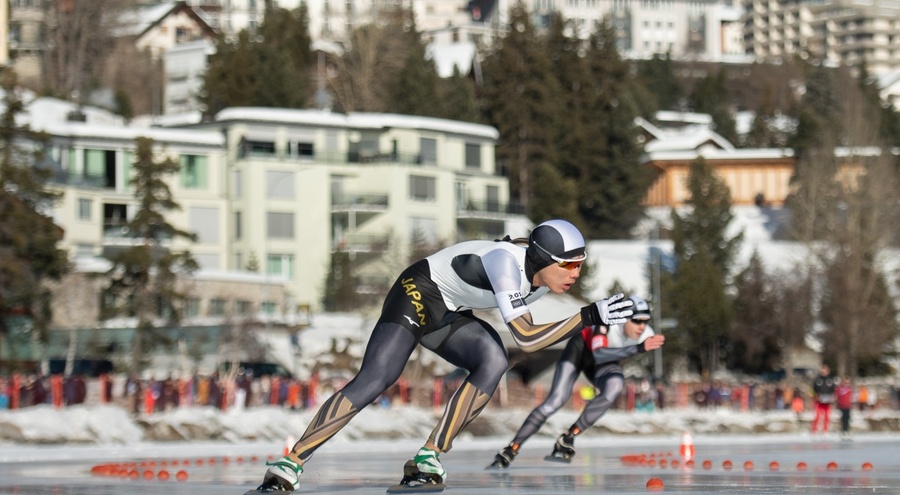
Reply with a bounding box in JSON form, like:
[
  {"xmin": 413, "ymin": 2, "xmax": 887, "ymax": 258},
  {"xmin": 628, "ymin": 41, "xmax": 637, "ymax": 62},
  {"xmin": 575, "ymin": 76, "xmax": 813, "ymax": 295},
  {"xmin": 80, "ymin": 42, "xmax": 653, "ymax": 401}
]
[
  {"xmin": 629, "ymin": 296, "xmax": 652, "ymax": 321},
  {"xmin": 526, "ymin": 219, "xmax": 586, "ymax": 272}
]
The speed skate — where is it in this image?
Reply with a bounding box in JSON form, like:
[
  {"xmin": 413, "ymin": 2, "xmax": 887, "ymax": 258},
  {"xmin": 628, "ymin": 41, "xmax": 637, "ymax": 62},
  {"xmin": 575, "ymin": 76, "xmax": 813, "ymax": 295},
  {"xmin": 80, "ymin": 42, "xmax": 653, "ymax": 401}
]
[{"xmin": 386, "ymin": 460, "xmax": 446, "ymax": 493}]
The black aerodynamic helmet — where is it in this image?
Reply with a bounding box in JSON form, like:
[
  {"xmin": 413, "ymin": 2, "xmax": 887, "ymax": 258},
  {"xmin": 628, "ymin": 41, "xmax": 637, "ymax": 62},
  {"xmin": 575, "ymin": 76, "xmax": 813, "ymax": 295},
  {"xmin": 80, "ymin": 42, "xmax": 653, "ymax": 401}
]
[
  {"xmin": 629, "ymin": 296, "xmax": 652, "ymax": 321},
  {"xmin": 526, "ymin": 219, "xmax": 586, "ymax": 272}
]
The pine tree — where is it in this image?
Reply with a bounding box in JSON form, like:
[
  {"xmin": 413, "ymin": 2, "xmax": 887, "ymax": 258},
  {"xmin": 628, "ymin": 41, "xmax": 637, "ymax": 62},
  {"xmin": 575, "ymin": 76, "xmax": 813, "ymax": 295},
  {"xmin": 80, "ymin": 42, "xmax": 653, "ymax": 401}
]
[
  {"xmin": 321, "ymin": 249, "xmax": 359, "ymax": 312},
  {"xmin": 667, "ymin": 158, "xmax": 741, "ymax": 375},
  {"xmin": 578, "ymin": 18, "xmax": 650, "ymax": 238},
  {"xmin": 382, "ymin": 8, "xmax": 442, "ymax": 117},
  {"xmin": 634, "ymin": 53, "xmax": 684, "ymax": 112},
  {"xmin": 480, "ymin": 2, "xmax": 563, "ymax": 217},
  {"xmin": 104, "ymin": 137, "xmax": 198, "ymax": 374},
  {"xmin": 689, "ymin": 68, "xmax": 738, "ymax": 145},
  {"xmin": 0, "ymin": 69, "xmax": 70, "ymax": 366},
  {"xmin": 200, "ymin": 5, "xmax": 314, "ymax": 116},
  {"xmin": 437, "ymin": 67, "xmax": 479, "ymax": 123}
]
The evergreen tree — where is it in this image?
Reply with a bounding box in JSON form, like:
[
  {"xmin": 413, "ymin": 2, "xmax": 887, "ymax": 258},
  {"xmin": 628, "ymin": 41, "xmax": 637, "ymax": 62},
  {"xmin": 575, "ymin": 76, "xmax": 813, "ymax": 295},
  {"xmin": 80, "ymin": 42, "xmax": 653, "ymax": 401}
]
[
  {"xmin": 666, "ymin": 158, "xmax": 741, "ymax": 376},
  {"xmin": 730, "ymin": 252, "xmax": 810, "ymax": 374},
  {"xmin": 785, "ymin": 63, "xmax": 843, "ymax": 242},
  {"xmin": 0, "ymin": 70, "xmax": 70, "ymax": 363},
  {"xmin": 321, "ymin": 249, "xmax": 359, "ymax": 312},
  {"xmin": 200, "ymin": 5, "xmax": 314, "ymax": 117},
  {"xmin": 578, "ymin": 18, "xmax": 650, "ymax": 238},
  {"xmin": 634, "ymin": 53, "xmax": 683, "ymax": 113},
  {"xmin": 437, "ymin": 67, "xmax": 480, "ymax": 123},
  {"xmin": 201, "ymin": 31, "xmax": 266, "ymax": 116},
  {"xmin": 480, "ymin": 2, "xmax": 564, "ymax": 218},
  {"xmin": 103, "ymin": 137, "xmax": 198, "ymax": 374},
  {"xmin": 382, "ymin": 8, "xmax": 443, "ymax": 117},
  {"xmin": 689, "ymin": 68, "xmax": 738, "ymax": 145}
]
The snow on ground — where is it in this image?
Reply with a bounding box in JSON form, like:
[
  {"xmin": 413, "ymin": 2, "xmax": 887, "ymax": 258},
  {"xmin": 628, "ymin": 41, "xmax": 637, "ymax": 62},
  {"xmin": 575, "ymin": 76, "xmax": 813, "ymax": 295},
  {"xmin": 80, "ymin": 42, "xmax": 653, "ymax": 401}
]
[{"xmin": 1, "ymin": 402, "xmax": 895, "ymax": 446}]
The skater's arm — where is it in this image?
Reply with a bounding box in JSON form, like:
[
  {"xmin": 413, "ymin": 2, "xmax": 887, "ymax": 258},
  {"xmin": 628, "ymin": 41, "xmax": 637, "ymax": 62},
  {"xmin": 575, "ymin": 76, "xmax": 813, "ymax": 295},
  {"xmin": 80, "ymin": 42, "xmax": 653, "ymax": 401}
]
[
  {"xmin": 593, "ymin": 334, "xmax": 665, "ymax": 365},
  {"xmin": 505, "ymin": 311, "xmax": 585, "ymax": 353}
]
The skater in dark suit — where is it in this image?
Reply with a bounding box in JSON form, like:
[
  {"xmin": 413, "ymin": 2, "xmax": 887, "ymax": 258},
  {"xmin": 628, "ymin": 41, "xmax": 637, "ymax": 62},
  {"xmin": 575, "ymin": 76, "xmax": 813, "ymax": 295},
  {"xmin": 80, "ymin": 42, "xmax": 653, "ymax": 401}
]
[{"xmin": 489, "ymin": 296, "xmax": 664, "ymax": 468}]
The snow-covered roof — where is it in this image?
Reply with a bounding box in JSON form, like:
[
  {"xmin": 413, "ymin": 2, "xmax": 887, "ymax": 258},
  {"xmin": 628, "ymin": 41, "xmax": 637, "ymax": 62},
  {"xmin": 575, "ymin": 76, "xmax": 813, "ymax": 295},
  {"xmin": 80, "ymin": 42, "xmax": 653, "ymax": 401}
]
[
  {"xmin": 643, "ymin": 126, "xmax": 735, "ymax": 153},
  {"xmin": 426, "ymin": 42, "xmax": 477, "ymax": 78},
  {"xmin": 212, "ymin": 107, "xmax": 499, "ymax": 140}
]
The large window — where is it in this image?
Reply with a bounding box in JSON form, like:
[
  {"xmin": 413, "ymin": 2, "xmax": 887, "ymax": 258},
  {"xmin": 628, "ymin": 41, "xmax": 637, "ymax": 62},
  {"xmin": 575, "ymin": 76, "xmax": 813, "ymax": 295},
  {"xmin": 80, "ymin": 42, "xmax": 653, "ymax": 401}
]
[
  {"xmin": 465, "ymin": 143, "xmax": 481, "ymax": 169},
  {"xmin": 267, "ymin": 212, "xmax": 295, "ymax": 239},
  {"xmin": 267, "ymin": 254, "xmax": 294, "ymax": 279},
  {"xmin": 420, "ymin": 138, "xmax": 437, "ymax": 165},
  {"xmin": 77, "ymin": 198, "xmax": 92, "ymax": 220},
  {"xmin": 409, "ymin": 175, "xmax": 436, "ymax": 202},
  {"xmin": 180, "ymin": 154, "xmax": 208, "ymax": 189}
]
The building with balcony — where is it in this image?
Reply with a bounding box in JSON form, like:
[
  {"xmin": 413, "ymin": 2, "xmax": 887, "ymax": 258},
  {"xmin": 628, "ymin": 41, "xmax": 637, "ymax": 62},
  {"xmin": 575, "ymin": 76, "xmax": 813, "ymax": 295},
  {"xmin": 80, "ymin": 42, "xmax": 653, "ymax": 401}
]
[
  {"xmin": 743, "ymin": 0, "xmax": 900, "ymax": 74},
  {"xmin": 29, "ymin": 96, "xmax": 523, "ymax": 317},
  {"xmin": 181, "ymin": 107, "xmax": 523, "ymax": 312}
]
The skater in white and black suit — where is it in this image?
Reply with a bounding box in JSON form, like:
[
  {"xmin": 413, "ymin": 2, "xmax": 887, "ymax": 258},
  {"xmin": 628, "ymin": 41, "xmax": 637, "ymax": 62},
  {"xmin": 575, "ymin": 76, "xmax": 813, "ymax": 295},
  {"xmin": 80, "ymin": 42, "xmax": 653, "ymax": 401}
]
[
  {"xmin": 254, "ymin": 219, "xmax": 635, "ymax": 492},
  {"xmin": 489, "ymin": 296, "xmax": 664, "ymax": 468}
]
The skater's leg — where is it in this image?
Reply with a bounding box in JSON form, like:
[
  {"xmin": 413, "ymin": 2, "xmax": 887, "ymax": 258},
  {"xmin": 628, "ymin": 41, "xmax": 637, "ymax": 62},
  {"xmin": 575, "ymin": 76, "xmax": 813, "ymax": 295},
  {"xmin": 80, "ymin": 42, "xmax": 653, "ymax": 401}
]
[
  {"xmin": 290, "ymin": 322, "xmax": 417, "ymax": 461},
  {"xmin": 571, "ymin": 364, "xmax": 624, "ymax": 433},
  {"xmin": 511, "ymin": 337, "xmax": 583, "ymax": 447},
  {"xmin": 424, "ymin": 316, "xmax": 509, "ymax": 453}
]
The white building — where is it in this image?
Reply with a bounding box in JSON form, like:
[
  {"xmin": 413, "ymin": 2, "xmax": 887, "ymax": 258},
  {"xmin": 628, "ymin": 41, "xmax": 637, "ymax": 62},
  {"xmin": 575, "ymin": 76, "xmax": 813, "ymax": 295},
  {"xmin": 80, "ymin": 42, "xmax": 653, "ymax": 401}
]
[{"xmin": 28, "ymin": 97, "xmax": 523, "ymax": 314}]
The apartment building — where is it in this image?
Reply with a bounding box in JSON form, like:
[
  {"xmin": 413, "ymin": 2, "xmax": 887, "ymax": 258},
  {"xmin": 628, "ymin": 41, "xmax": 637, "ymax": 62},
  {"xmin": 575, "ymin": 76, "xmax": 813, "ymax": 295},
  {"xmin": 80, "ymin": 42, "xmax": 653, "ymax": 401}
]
[
  {"xmin": 30, "ymin": 95, "xmax": 519, "ymax": 317},
  {"xmin": 743, "ymin": 0, "xmax": 900, "ymax": 74},
  {"xmin": 181, "ymin": 107, "xmax": 519, "ymax": 312}
]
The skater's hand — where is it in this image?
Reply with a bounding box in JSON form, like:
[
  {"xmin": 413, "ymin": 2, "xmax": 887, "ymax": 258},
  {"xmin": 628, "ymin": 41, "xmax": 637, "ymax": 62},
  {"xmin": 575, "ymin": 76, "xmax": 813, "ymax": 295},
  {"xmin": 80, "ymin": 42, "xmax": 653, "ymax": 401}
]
[
  {"xmin": 640, "ymin": 335, "xmax": 665, "ymax": 352},
  {"xmin": 581, "ymin": 293, "xmax": 634, "ymax": 327}
]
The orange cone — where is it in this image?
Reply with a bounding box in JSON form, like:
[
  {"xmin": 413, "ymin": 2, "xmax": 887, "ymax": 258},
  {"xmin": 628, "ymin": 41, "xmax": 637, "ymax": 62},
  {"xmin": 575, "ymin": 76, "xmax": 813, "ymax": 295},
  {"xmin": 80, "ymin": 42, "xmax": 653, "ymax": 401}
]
[{"xmin": 680, "ymin": 431, "xmax": 695, "ymax": 461}]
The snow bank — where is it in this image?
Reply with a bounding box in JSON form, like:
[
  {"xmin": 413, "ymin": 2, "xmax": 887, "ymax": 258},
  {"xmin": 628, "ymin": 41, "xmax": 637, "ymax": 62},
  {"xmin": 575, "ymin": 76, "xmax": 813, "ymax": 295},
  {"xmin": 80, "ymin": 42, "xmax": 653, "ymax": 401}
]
[{"xmin": 2, "ymin": 404, "xmax": 895, "ymax": 445}]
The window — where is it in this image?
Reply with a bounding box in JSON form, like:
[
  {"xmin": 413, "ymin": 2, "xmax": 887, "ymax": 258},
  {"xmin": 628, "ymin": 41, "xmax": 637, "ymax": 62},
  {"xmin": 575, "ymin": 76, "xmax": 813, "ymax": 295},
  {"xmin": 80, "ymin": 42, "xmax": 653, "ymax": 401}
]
[
  {"xmin": 419, "ymin": 138, "xmax": 437, "ymax": 165},
  {"xmin": 235, "ymin": 300, "xmax": 253, "ymax": 315},
  {"xmin": 180, "ymin": 154, "xmax": 208, "ymax": 189},
  {"xmin": 266, "ymin": 171, "xmax": 294, "ymax": 199},
  {"xmin": 267, "ymin": 254, "xmax": 294, "ymax": 279},
  {"xmin": 242, "ymin": 140, "xmax": 275, "ymax": 157},
  {"xmin": 261, "ymin": 301, "xmax": 277, "ymax": 315},
  {"xmin": 209, "ymin": 298, "xmax": 226, "ymax": 316},
  {"xmin": 465, "ymin": 143, "xmax": 481, "ymax": 169},
  {"xmin": 184, "ymin": 298, "xmax": 200, "ymax": 318},
  {"xmin": 486, "ymin": 185, "xmax": 500, "ymax": 213},
  {"xmin": 409, "ymin": 175, "xmax": 436, "ymax": 202},
  {"xmin": 234, "ymin": 211, "xmax": 242, "ymax": 240},
  {"xmin": 77, "ymin": 198, "xmax": 92, "ymax": 220},
  {"xmin": 409, "ymin": 217, "xmax": 438, "ymax": 245},
  {"xmin": 267, "ymin": 212, "xmax": 295, "ymax": 239},
  {"xmin": 290, "ymin": 141, "xmax": 314, "ymax": 158}
]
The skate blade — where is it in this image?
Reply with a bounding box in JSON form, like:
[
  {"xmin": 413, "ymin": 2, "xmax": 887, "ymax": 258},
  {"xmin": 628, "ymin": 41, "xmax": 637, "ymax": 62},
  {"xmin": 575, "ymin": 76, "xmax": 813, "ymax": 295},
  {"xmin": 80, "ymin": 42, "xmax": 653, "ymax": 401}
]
[
  {"xmin": 485, "ymin": 461, "xmax": 508, "ymax": 470},
  {"xmin": 544, "ymin": 454, "xmax": 573, "ymax": 464},
  {"xmin": 386, "ymin": 482, "xmax": 446, "ymax": 493}
]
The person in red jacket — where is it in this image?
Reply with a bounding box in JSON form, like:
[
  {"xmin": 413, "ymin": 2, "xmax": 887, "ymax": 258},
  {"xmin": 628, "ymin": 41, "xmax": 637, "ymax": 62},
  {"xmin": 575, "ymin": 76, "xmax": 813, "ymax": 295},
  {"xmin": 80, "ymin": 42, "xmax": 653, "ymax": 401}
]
[
  {"xmin": 811, "ymin": 364, "xmax": 836, "ymax": 434},
  {"xmin": 835, "ymin": 376, "xmax": 854, "ymax": 440}
]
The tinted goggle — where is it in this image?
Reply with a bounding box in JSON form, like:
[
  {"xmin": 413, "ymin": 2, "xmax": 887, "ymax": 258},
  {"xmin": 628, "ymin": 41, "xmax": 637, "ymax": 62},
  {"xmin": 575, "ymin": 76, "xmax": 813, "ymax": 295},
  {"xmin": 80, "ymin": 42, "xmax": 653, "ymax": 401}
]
[{"xmin": 533, "ymin": 241, "xmax": 586, "ymax": 270}]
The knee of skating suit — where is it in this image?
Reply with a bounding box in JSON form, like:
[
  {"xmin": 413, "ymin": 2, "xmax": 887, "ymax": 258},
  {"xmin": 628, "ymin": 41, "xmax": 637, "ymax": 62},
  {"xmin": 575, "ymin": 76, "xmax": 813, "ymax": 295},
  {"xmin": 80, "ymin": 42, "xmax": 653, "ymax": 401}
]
[{"xmin": 258, "ymin": 391, "xmax": 361, "ymax": 492}]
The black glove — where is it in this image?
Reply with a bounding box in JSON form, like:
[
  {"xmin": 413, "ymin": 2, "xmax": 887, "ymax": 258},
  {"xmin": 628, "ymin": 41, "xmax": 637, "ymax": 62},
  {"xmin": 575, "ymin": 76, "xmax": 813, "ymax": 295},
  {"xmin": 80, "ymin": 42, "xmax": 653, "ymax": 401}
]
[{"xmin": 581, "ymin": 293, "xmax": 634, "ymax": 327}]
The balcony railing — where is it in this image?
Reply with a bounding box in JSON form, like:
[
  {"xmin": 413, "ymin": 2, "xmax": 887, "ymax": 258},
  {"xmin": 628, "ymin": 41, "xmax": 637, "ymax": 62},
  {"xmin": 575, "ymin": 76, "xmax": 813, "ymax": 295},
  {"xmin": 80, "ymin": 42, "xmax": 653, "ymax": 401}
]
[
  {"xmin": 331, "ymin": 193, "xmax": 389, "ymax": 209},
  {"xmin": 457, "ymin": 200, "xmax": 526, "ymax": 216},
  {"xmin": 333, "ymin": 233, "xmax": 390, "ymax": 252}
]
